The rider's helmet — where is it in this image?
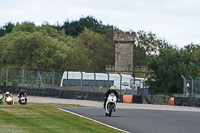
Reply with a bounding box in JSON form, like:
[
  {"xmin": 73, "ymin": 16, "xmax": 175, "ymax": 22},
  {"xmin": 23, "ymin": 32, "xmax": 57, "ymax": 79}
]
[
  {"xmin": 110, "ymin": 86, "xmax": 116, "ymax": 90},
  {"xmin": 6, "ymin": 91, "xmax": 10, "ymax": 95}
]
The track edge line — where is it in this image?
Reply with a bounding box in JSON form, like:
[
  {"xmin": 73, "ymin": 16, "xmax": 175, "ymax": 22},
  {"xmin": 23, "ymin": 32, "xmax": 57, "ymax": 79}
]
[{"xmin": 57, "ymin": 107, "xmax": 130, "ymax": 133}]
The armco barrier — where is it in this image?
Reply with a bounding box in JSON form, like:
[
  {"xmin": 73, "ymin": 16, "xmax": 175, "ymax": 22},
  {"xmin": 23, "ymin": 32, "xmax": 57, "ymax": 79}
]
[
  {"xmin": 174, "ymin": 97, "xmax": 200, "ymax": 107},
  {"xmin": 25, "ymin": 87, "xmax": 106, "ymax": 101},
  {"xmin": 0, "ymin": 86, "xmax": 17, "ymax": 93},
  {"xmin": 132, "ymin": 95, "xmax": 143, "ymax": 103},
  {"xmin": 2, "ymin": 85, "xmax": 200, "ymax": 106},
  {"xmin": 0, "ymin": 85, "xmax": 124, "ymax": 102}
]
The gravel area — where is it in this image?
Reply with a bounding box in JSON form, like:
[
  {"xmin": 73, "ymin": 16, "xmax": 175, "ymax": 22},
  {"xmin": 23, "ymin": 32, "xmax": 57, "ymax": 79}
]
[{"xmin": 12, "ymin": 95, "xmax": 200, "ymax": 112}]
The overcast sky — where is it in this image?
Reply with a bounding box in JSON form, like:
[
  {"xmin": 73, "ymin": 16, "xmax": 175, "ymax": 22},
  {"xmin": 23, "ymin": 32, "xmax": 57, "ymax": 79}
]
[{"xmin": 1, "ymin": 0, "xmax": 200, "ymax": 48}]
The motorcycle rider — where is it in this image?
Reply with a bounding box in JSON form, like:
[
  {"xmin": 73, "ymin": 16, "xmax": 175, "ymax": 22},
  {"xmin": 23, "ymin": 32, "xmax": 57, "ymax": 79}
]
[
  {"xmin": 18, "ymin": 89, "xmax": 27, "ymax": 103},
  {"xmin": 103, "ymin": 86, "xmax": 119, "ymax": 109},
  {"xmin": 5, "ymin": 91, "xmax": 13, "ymax": 100}
]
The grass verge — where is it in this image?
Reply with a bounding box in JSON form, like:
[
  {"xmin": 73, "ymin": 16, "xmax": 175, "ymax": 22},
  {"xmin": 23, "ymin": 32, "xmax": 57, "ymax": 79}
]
[{"xmin": 0, "ymin": 102, "xmax": 122, "ymax": 133}]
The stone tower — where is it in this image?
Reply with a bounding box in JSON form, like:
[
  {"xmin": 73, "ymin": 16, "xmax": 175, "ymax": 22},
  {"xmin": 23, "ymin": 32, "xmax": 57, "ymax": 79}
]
[{"xmin": 106, "ymin": 31, "xmax": 136, "ymax": 75}]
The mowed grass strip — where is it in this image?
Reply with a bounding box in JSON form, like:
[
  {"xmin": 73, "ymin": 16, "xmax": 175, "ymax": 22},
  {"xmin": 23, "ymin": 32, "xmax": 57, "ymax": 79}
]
[{"xmin": 0, "ymin": 103, "xmax": 122, "ymax": 133}]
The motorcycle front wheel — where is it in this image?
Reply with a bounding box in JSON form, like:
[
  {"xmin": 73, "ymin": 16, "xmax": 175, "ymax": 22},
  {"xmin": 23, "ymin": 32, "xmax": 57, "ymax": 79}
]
[{"xmin": 108, "ymin": 105, "xmax": 114, "ymax": 117}]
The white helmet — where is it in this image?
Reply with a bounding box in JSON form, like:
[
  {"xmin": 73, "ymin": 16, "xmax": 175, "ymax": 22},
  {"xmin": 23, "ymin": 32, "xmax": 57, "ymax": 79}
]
[{"xmin": 6, "ymin": 91, "xmax": 10, "ymax": 95}]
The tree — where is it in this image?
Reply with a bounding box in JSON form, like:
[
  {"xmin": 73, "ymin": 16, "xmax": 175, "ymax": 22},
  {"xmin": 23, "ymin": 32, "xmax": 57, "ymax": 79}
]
[
  {"xmin": 136, "ymin": 31, "xmax": 169, "ymax": 54},
  {"xmin": 134, "ymin": 30, "xmax": 169, "ymax": 67},
  {"xmin": 71, "ymin": 28, "xmax": 115, "ymax": 72},
  {"xmin": 60, "ymin": 16, "xmax": 117, "ymax": 37},
  {"xmin": 133, "ymin": 30, "xmax": 171, "ymax": 77},
  {"xmin": 0, "ymin": 22, "xmax": 14, "ymax": 37},
  {"xmin": 0, "ymin": 23, "xmax": 71, "ymax": 71},
  {"xmin": 13, "ymin": 22, "xmax": 36, "ymax": 33},
  {"xmin": 147, "ymin": 47, "xmax": 199, "ymax": 94},
  {"xmin": 0, "ymin": 20, "xmax": 116, "ymax": 72}
]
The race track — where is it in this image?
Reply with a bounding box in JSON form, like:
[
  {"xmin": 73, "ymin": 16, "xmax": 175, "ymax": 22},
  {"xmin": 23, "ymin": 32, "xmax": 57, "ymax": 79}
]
[
  {"xmin": 59, "ymin": 107, "xmax": 200, "ymax": 133},
  {"xmin": 11, "ymin": 95, "xmax": 200, "ymax": 132}
]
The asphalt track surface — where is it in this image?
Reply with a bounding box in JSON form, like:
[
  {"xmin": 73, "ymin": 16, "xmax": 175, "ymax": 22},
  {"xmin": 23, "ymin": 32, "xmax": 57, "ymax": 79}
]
[
  {"xmin": 59, "ymin": 107, "xmax": 200, "ymax": 133},
  {"xmin": 11, "ymin": 95, "xmax": 200, "ymax": 132}
]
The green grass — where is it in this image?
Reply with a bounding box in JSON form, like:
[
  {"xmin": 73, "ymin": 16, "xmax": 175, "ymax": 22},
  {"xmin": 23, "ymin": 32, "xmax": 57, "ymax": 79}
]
[{"xmin": 0, "ymin": 102, "xmax": 122, "ymax": 133}]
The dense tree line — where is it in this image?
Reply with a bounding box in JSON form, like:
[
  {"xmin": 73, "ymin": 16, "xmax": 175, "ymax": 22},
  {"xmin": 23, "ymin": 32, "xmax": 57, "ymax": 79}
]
[
  {"xmin": 0, "ymin": 16, "xmax": 200, "ymax": 94},
  {"xmin": 134, "ymin": 30, "xmax": 200, "ymax": 94},
  {"xmin": 147, "ymin": 46, "xmax": 200, "ymax": 94},
  {"xmin": 0, "ymin": 16, "xmax": 116, "ymax": 72}
]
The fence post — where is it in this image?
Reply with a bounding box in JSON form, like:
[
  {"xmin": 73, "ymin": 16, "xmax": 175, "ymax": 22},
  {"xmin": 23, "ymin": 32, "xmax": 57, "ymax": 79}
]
[
  {"xmin": 20, "ymin": 66, "xmax": 24, "ymax": 88},
  {"xmin": 106, "ymin": 71, "xmax": 109, "ymax": 91},
  {"xmin": 189, "ymin": 76, "xmax": 194, "ymax": 97},
  {"xmin": 93, "ymin": 71, "xmax": 96, "ymax": 92},
  {"xmin": 80, "ymin": 70, "xmax": 83, "ymax": 91},
  {"xmin": 119, "ymin": 73, "xmax": 122, "ymax": 100},
  {"xmin": 51, "ymin": 68, "xmax": 55, "ymax": 89},
  {"xmin": 197, "ymin": 76, "xmax": 200, "ymax": 98},
  {"xmin": 35, "ymin": 66, "xmax": 39, "ymax": 88},
  {"xmin": 4, "ymin": 66, "xmax": 8, "ymax": 86},
  {"xmin": 132, "ymin": 73, "xmax": 135, "ymax": 85},
  {"xmin": 181, "ymin": 75, "xmax": 186, "ymax": 97},
  {"xmin": 65, "ymin": 69, "xmax": 68, "ymax": 90}
]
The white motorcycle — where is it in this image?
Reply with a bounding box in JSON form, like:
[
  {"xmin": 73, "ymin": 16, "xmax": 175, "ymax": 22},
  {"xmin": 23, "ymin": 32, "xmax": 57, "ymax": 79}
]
[
  {"xmin": 0, "ymin": 94, "xmax": 4, "ymax": 105},
  {"xmin": 105, "ymin": 93, "xmax": 117, "ymax": 117},
  {"xmin": 19, "ymin": 96, "xmax": 27, "ymax": 105}
]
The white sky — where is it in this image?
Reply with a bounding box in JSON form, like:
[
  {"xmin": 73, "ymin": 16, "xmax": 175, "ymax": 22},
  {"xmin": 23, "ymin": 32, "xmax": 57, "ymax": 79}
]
[{"xmin": 0, "ymin": 0, "xmax": 200, "ymax": 48}]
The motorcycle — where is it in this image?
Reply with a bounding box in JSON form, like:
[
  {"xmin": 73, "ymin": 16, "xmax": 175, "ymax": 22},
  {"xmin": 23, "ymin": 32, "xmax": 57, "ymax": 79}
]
[
  {"xmin": 5, "ymin": 96, "xmax": 14, "ymax": 105},
  {"xmin": 105, "ymin": 93, "xmax": 117, "ymax": 117},
  {"xmin": 0, "ymin": 94, "xmax": 4, "ymax": 105},
  {"xmin": 19, "ymin": 95, "xmax": 27, "ymax": 105}
]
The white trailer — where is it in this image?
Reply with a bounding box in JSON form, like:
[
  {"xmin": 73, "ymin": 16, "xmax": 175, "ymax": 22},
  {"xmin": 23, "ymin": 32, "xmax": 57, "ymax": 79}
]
[{"xmin": 60, "ymin": 71, "xmax": 145, "ymax": 90}]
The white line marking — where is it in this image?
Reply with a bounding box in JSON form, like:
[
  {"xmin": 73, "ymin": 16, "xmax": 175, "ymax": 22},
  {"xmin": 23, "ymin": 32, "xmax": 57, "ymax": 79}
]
[{"xmin": 57, "ymin": 108, "xmax": 130, "ymax": 133}]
